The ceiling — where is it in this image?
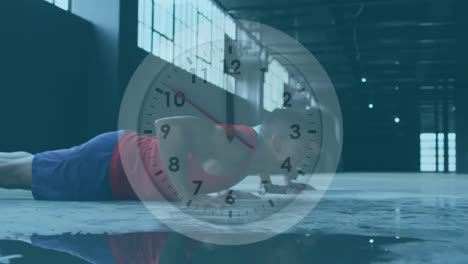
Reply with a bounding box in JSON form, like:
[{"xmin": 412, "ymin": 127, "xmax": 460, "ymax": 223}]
[{"xmin": 215, "ymin": 0, "xmax": 467, "ymax": 133}]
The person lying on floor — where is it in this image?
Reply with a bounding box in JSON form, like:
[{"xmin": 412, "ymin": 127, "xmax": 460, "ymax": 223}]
[{"xmin": 0, "ymin": 108, "xmax": 314, "ymax": 205}]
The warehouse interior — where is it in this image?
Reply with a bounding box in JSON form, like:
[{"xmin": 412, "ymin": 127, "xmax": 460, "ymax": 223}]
[{"xmin": 0, "ymin": 0, "xmax": 467, "ymax": 263}]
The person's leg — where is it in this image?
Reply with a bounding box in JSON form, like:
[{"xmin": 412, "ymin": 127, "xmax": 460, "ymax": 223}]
[
  {"xmin": 0, "ymin": 152, "xmax": 32, "ymax": 159},
  {"xmin": 1, "ymin": 131, "xmax": 124, "ymax": 200},
  {"xmin": 0, "ymin": 154, "xmax": 33, "ymax": 190},
  {"xmin": 32, "ymin": 131, "xmax": 122, "ymax": 201}
]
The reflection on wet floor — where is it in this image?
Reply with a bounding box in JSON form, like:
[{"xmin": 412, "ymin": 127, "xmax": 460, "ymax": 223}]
[
  {"xmin": 1, "ymin": 173, "xmax": 467, "ymax": 263},
  {"xmin": 0, "ymin": 231, "xmax": 418, "ymax": 264}
]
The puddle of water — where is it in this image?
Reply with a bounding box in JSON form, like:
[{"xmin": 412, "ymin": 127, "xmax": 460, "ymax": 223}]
[{"xmin": 0, "ymin": 232, "xmax": 419, "ymax": 264}]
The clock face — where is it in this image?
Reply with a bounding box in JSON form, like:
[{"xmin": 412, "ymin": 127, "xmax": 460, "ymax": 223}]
[
  {"xmin": 136, "ymin": 57, "xmax": 322, "ymax": 221},
  {"xmin": 118, "ymin": 20, "xmax": 342, "ymax": 245}
]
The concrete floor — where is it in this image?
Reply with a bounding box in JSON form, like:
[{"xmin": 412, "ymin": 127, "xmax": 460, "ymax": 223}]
[{"xmin": 1, "ymin": 173, "xmax": 468, "ymax": 263}]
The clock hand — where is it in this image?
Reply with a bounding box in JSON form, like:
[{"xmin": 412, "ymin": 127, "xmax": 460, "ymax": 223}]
[
  {"xmin": 165, "ymin": 87, "xmax": 254, "ymax": 150},
  {"xmin": 225, "ymin": 92, "xmax": 235, "ymax": 142}
]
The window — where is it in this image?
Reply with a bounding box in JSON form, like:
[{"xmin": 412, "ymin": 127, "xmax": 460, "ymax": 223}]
[
  {"xmin": 138, "ymin": 0, "xmax": 237, "ymax": 91},
  {"xmin": 44, "ymin": 0, "xmax": 70, "ymax": 11},
  {"xmin": 420, "ymin": 133, "xmax": 456, "ymax": 172},
  {"xmin": 138, "ymin": 0, "xmax": 174, "ymax": 62},
  {"xmin": 196, "ymin": 13, "xmax": 212, "ymax": 64},
  {"xmin": 263, "ymin": 59, "xmax": 289, "ymax": 111},
  {"xmin": 448, "ymin": 133, "xmax": 456, "ymax": 172}
]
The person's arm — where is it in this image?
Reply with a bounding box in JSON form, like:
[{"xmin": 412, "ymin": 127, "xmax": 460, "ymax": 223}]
[
  {"xmin": 259, "ymin": 173, "xmax": 273, "ymax": 192},
  {"xmin": 154, "ymin": 116, "xmax": 225, "ymax": 203}
]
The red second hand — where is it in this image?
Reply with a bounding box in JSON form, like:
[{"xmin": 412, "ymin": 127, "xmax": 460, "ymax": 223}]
[{"xmin": 166, "ymin": 87, "xmax": 254, "ymax": 150}]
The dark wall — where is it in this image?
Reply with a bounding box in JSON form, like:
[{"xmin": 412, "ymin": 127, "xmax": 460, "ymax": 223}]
[
  {"xmin": 456, "ymin": 85, "xmax": 468, "ymax": 173},
  {"xmin": 0, "ymin": 0, "xmax": 95, "ymax": 153},
  {"xmin": 341, "ymin": 88, "xmax": 420, "ymax": 172},
  {"xmin": 455, "ymin": 0, "xmax": 468, "ymax": 174},
  {"xmin": 119, "ymin": 0, "xmax": 146, "ymax": 95},
  {"xmin": 72, "ymin": 0, "xmax": 123, "ymax": 137}
]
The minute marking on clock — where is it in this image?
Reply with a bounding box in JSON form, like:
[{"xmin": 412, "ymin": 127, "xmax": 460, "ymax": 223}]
[{"xmin": 155, "ymin": 88, "xmax": 164, "ymax": 94}]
